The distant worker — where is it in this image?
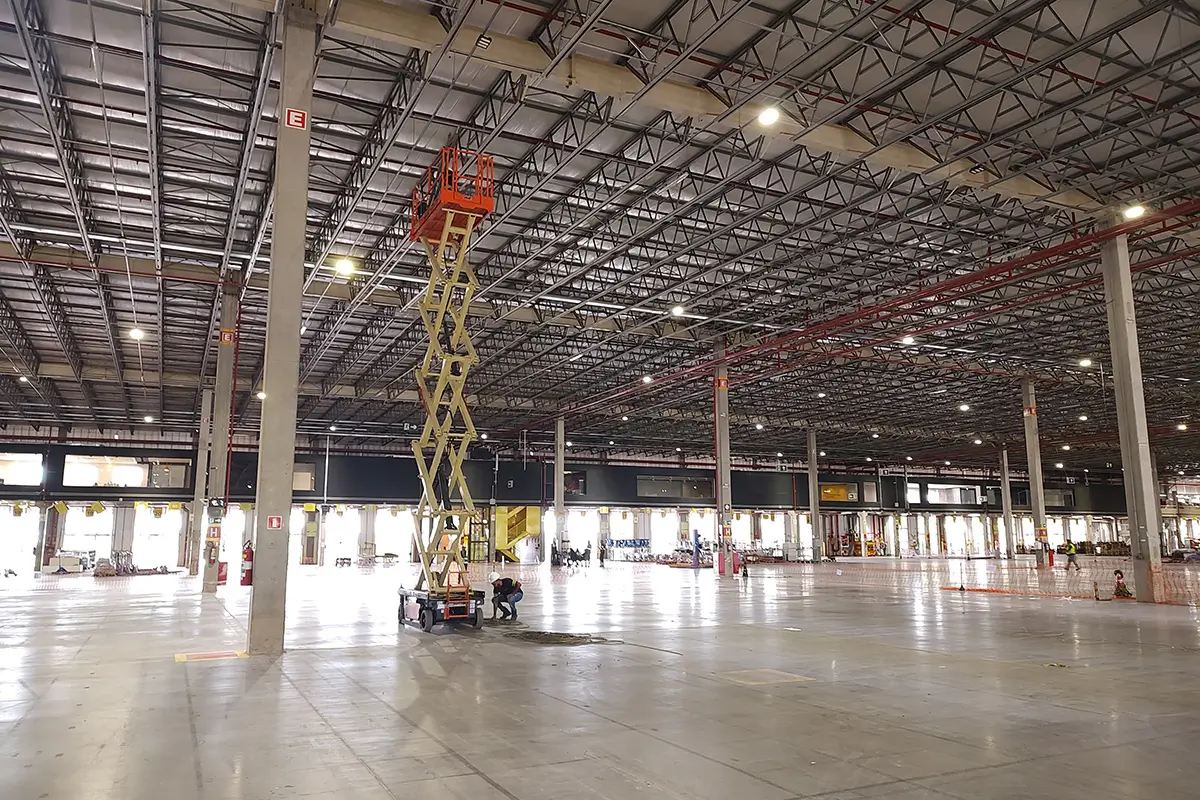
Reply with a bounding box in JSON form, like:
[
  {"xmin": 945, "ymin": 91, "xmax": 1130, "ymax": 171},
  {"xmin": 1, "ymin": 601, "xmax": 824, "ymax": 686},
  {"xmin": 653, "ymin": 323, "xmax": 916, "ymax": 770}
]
[
  {"xmin": 1064, "ymin": 540, "xmax": 1081, "ymax": 571},
  {"xmin": 598, "ymin": 542, "xmax": 606, "ymax": 568},
  {"xmin": 489, "ymin": 572, "xmax": 523, "ymax": 621}
]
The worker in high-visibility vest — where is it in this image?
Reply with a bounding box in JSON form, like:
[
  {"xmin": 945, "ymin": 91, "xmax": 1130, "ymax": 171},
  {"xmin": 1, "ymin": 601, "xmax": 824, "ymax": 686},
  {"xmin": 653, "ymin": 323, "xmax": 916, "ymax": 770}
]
[{"xmin": 1064, "ymin": 540, "xmax": 1081, "ymax": 571}]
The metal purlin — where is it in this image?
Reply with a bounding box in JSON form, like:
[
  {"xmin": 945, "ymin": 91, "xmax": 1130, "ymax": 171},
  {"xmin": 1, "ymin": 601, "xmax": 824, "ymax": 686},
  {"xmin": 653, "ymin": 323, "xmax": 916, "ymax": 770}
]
[{"xmin": 412, "ymin": 209, "xmax": 483, "ymax": 596}]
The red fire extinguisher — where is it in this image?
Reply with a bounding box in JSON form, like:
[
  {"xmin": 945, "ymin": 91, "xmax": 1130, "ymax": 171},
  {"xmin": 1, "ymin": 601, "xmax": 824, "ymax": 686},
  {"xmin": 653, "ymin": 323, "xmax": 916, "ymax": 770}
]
[{"xmin": 240, "ymin": 542, "xmax": 254, "ymax": 586}]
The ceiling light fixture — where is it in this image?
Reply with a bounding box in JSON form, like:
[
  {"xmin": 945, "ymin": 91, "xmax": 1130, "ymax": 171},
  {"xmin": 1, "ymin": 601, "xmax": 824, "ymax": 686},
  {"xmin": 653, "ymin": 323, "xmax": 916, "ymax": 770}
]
[
  {"xmin": 776, "ymin": 452, "xmax": 783, "ymax": 457},
  {"xmin": 476, "ymin": 34, "xmax": 492, "ymax": 49},
  {"xmin": 905, "ymin": 456, "xmax": 913, "ymax": 461},
  {"xmin": 329, "ymin": 425, "xmax": 337, "ymax": 431},
  {"xmin": 670, "ymin": 305, "xmax": 685, "ymax": 317},
  {"xmin": 958, "ymin": 404, "xmax": 970, "ymax": 412},
  {"xmin": 18, "ymin": 376, "xmax": 28, "ymax": 383},
  {"xmin": 1122, "ymin": 204, "xmax": 1146, "ymax": 220},
  {"xmin": 1078, "ymin": 358, "xmax": 1093, "ymax": 367},
  {"xmin": 1062, "ymin": 444, "xmax": 1071, "ymax": 451},
  {"xmin": 621, "ymin": 415, "xmax": 629, "ymax": 421},
  {"xmin": 817, "ymin": 392, "xmax": 826, "ymax": 398},
  {"xmin": 1055, "ymin": 462, "xmax": 1064, "ymax": 468},
  {"xmin": 871, "ymin": 433, "xmax": 879, "ymax": 439},
  {"xmin": 866, "ymin": 457, "xmax": 873, "ymax": 462},
  {"xmin": 335, "ymin": 258, "xmax": 355, "ymax": 275},
  {"xmin": 566, "ymin": 441, "xmax": 572, "ymax": 447},
  {"xmin": 608, "ymin": 440, "xmax": 615, "ymax": 445},
  {"xmin": 973, "ymin": 439, "xmax": 982, "ymax": 445},
  {"xmin": 144, "ymin": 415, "xmax": 154, "ymax": 423},
  {"xmin": 1178, "ymin": 423, "xmax": 1189, "ymax": 431},
  {"xmin": 968, "ymin": 163, "xmax": 987, "ymax": 175},
  {"xmin": 641, "ymin": 376, "xmax": 652, "ymax": 384},
  {"xmin": 758, "ymin": 106, "xmax": 780, "ymax": 126},
  {"xmin": 479, "ymin": 433, "xmax": 488, "ymax": 440},
  {"xmin": 676, "ymin": 447, "xmax": 682, "ymax": 452},
  {"xmin": 1079, "ymin": 415, "xmax": 1088, "ymax": 421},
  {"xmin": 129, "ymin": 328, "xmax": 145, "ymax": 341},
  {"xmin": 900, "ymin": 336, "xmax": 915, "ymax": 345},
  {"xmin": 755, "ymin": 423, "xmax": 764, "ymax": 430},
  {"xmin": 944, "ymin": 460, "xmax": 951, "ymax": 466},
  {"xmin": 256, "ymin": 391, "xmax": 266, "ymax": 400},
  {"xmin": 819, "ymin": 451, "xmax": 826, "ymax": 457}
]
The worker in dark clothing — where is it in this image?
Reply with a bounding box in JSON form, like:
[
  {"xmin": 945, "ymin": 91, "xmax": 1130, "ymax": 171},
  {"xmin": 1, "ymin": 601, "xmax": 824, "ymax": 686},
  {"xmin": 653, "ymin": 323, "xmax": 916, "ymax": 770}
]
[
  {"xmin": 433, "ymin": 460, "xmax": 456, "ymax": 531},
  {"xmin": 489, "ymin": 572, "xmax": 523, "ymax": 620}
]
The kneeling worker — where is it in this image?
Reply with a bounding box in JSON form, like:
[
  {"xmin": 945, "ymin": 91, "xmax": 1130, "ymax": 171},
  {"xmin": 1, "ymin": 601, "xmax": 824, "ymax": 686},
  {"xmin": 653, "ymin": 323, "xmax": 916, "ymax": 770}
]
[{"xmin": 489, "ymin": 572, "xmax": 523, "ymax": 621}]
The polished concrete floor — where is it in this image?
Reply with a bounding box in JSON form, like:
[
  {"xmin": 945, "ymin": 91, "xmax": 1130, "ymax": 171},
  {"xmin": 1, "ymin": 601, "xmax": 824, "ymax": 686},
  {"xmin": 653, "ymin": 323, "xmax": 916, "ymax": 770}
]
[{"xmin": 3, "ymin": 562, "xmax": 1199, "ymax": 799}]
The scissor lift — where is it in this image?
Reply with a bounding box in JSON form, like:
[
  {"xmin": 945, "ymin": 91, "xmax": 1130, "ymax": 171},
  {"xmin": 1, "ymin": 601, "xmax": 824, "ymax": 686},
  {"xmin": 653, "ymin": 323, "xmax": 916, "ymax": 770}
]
[{"xmin": 397, "ymin": 147, "xmax": 495, "ymax": 633}]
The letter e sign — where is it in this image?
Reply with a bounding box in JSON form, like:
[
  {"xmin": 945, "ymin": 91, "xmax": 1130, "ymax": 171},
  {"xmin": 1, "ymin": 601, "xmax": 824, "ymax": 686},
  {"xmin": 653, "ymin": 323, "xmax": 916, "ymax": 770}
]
[{"xmin": 284, "ymin": 108, "xmax": 308, "ymax": 130}]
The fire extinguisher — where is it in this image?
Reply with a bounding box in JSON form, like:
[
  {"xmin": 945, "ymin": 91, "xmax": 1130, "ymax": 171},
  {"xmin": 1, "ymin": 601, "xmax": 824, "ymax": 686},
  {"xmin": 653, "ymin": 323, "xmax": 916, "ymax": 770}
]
[{"xmin": 240, "ymin": 542, "xmax": 254, "ymax": 586}]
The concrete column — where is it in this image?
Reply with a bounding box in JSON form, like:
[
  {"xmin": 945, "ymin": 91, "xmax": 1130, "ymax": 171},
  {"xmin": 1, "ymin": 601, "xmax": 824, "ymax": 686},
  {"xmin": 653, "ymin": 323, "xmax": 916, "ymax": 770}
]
[
  {"xmin": 1084, "ymin": 514, "xmax": 1094, "ymax": 544},
  {"xmin": 1021, "ymin": 379, "xmax": 1049, "ymax": 567},
  {"xmin": 905, "ymin": 514, "xmax": 918, "ymax": 557},
  {"xmin": 598, "ymin": 509, "xmax": 611, "ymax": 549},
  {"xmin": 1000, "ymin": 447, "xmax": 1016, "ymax": 559},
  {"xmin": 248, "ymin": 1, "xmax": 317, "ymax": 656},
  {"xmin": 923, "ymin": 513, "xmax": 933, "ymax": 555},
  {"xmin": 807, "ymin": 429, "xmax": 821, "ymax": 561},
  {"xmin": 554, "ymin": 417, "xmax": 567, "ymax": 547},
  {"xmin": 201, "ymin": 286, "xmax": 238, "ymax": 586},
  {"xmin": 33, "ymin": 502, "xmax": 51, "ymax": 574},
  {"xmin": 112, "ymin": 504, "xmax": 135, "ymax": 553},
  {"xmin": 189, "ymin": 388, "xmax": 213, "ymax": 576},
  {"xmin": 714, "ymin": 344, "xmax": 734, "ymax": 575},
  {"xmin": 361, "ymin": 505, "xmax": 375, "ymax": 558},
  {"xmin": 780, "ymin": 511, "xmax": 793, "ymax": 560},
  {"xmin": 1102, "ymin": 232, "xmax": 1162, "ymax": 600}
]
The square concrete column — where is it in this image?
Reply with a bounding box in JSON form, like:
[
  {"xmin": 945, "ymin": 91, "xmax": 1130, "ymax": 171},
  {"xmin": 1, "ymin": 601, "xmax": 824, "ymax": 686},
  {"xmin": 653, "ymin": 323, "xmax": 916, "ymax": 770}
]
[
  {"xmin": 112, "ymin": 504, "xmax": 135, "ymax": 554},
  {"xmin": 248, "ymin": 1, "xmax": 317, "ymax": 656},
  {"xmin": 714, "ymin": 343, "xmax": 734, "ymax": 575},
  {"xmin": 554, "ymin": 418, "xmax": 567, "ymax": 548},
  {"xmin": 1022, "ymin": 379, "xmax": 1049, "ymax": 566},
  {"xmin": 189, "ymin": 388, "xmax": 213, "ymax": 576},
  {"xmin": 1101, "ymin": 230, "xmax": 1162, "ymax": 601},
  {"xmin": 807, "ymin": 429, "xmax": 821, "ymax": 561},
  {"xmin": 999, "ymin": 447, "xmax": 1016, "ymax": 559},
  {"xmin": 361, "ymin": 505, "xmax": 375, "ymax": 559},
  {"xmin": 203, "ymin": 285, "xmax": 238, "ymax": 589}
]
